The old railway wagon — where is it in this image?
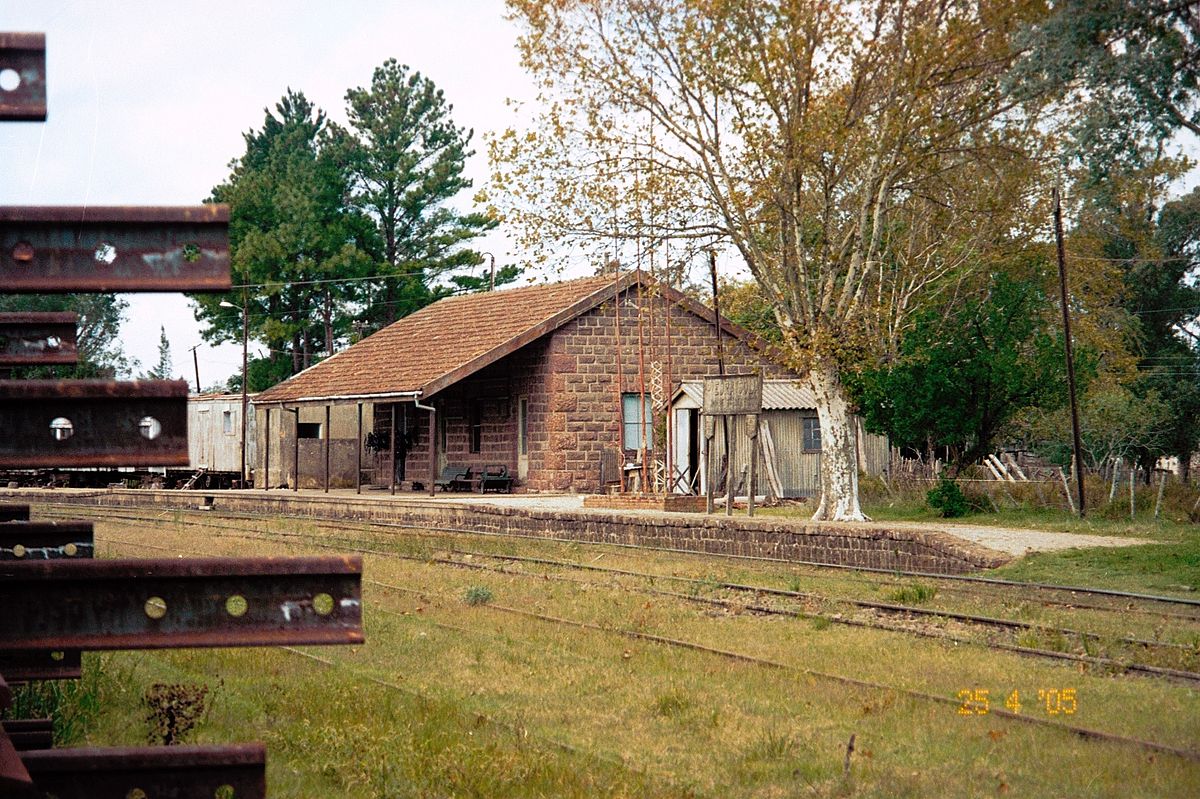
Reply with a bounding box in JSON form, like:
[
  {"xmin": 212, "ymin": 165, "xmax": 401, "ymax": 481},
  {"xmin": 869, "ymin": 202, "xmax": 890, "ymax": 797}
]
[{"xmin": 183, "ymin": 392, "xmax": 256, "ymax": 487}]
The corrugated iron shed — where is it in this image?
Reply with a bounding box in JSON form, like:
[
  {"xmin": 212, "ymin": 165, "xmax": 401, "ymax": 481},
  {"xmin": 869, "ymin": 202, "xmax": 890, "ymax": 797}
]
[{"xmin": 675, "ymin": 379, "xmax": 817, "ymax": 410}]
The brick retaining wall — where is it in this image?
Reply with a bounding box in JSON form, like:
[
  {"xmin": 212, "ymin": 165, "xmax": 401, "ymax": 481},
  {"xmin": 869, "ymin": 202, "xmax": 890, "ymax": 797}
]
[{"xmin": 6, "ymin": 490, "xmax": 1010, "ymax": 574}]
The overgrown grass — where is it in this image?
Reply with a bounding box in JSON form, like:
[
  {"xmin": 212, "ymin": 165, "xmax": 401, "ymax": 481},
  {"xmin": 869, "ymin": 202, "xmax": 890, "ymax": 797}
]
[
  {"xmin": 886, "ymin": 583, "xmax": 938, "ymax": 604},
  {"xmin": 989, "ymin": 535, "xmax": 1200, "ymax": 596},
  {"xmin": 22, "ymin": 504, "xmax": 1200, "ymax": 797}
]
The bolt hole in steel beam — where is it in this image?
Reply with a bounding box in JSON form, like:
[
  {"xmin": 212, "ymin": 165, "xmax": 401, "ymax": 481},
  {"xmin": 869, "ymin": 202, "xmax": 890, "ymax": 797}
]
[
  {"xmin": 49, "ymin": 416, "xmax": 73, "ymax": 441},
  {"xmin": 0, "ymin": 556, "xmax": 364, "ymax": 651},
  {"xmin": 0, "ymin": 312, "xmax": 78, "ymax": 366},
  {"xmin": 20, "ymin": 743, "xmax": 266, "ymax": 799},
  {"xmin": 93, "ymin": 242, "xmax": 117, "ymax": 264},
  {"xmin": 0, "ymin": 205, "xmax": 231, "ymax": 293},
  {"xmin": 138, "ymin": 416, "xmax": 162, "ymax": 440},
  {"xmin": 0, "ymin": 33, "xmax": 46, "ymax": 121},
  {"xmin": 0, "ymin": 380, "xmax": 188, "ymax": 468}
]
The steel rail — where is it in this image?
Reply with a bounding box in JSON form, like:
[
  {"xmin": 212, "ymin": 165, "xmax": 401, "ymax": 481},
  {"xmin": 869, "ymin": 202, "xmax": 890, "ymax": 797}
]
[
  {"xmin": 95, "ymin": 526, "xmax": 1200, "ymax": 685},
  {"xmin": 34, "ymin": 501, "xmax": 1200, "ymax": 614},
  {"xmin": 80, "ymin": 509, "xmax": 1198, "ymax": 655},
  {"xmin": 95, "ymin": 534, "xmax": 1200, "ymax": 765}
]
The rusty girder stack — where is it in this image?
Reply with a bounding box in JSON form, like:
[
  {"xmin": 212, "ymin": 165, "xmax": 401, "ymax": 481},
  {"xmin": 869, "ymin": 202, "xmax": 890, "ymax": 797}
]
[{"xmin": 0, "ymin": 33, "xmax": 365, "ymax": 798}]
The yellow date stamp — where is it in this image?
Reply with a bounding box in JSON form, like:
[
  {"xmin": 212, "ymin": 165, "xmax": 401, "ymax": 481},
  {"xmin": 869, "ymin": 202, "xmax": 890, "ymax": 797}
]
[{"xmin": 956, "ymin": 688, "xmax": 1077, "ymax": 716}]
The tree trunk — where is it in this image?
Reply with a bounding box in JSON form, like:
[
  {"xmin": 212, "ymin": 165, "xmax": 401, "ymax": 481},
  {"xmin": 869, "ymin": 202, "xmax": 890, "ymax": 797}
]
[{"xmin": 809, "ymin": 360, "xmax": 869, "ymax": 521}]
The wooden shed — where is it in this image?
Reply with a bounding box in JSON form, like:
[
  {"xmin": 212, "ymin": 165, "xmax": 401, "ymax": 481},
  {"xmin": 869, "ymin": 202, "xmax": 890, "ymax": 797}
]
[{"xmin": 669, "ymin": 380, "xmax": 889, "ymax": 498}]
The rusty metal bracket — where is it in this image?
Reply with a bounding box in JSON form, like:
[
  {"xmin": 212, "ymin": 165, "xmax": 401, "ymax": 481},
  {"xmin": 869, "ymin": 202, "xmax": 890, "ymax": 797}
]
[
  {"xmin": 2, "ymin": 720, "xmax": 52, "ymax": 752},
  {"xmin": 0, "ymin": 556, "xmax": 364, "ymax": 651},
  {"xmin": 0, "ymin": 205, "xmax": 231, "ymax": 292},
  {"xmin": 22, "ymin": 743, "xmax": 266, "ymax": 799},
  {"xmin": 0, "ymin": 380, "xmax": 188, "ymax": 467},
  {"xmin": 0, "ymin": 649, "xmax": 82, "ymax": 682},
  {"xmin": 0, "ymin": 312, "xmax": 78, "ymax": 366},
  {"xmin": 0, "ymin": 33, "xmax": 46, "ymax": 122},
  {"xmin": 0, "ymin": 521, "xmax": 93, "ymax": 560},
  {"xmin": 0, "ymin": 504, "xmax": 29, "ymax": 522}
]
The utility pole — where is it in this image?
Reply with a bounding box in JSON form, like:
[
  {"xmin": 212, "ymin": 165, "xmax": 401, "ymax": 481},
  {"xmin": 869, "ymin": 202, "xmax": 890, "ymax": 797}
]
[
  {"xmin": 709, "ymin": 251, "xmax": 730, "ymax": 501},
  {"xmin": 708, "ymin": 252, "xmax": 725, "ymax": 377},
  {"xmin": 1053, "ymin": 185, "xmax": 1086, "ymax": 517},
  {"xmin": 189, "ymin": 345, "xmax": 200, "ymax": 394}
]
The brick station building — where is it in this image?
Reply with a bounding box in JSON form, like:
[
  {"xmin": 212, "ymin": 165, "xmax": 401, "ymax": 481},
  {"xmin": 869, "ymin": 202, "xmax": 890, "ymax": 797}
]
[{"xmin": 251, "ymin": 272, "xmax": 797, "ymax": 492}]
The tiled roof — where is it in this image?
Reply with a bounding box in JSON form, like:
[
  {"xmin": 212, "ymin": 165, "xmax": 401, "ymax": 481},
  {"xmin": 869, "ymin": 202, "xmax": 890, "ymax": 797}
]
[{"xmin": 253, "ymin": 275, "xmax": 622, "ymax": 403}]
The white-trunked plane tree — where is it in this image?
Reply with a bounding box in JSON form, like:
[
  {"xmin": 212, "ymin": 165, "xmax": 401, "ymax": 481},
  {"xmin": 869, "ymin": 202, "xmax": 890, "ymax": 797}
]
[{"xmin": 491, "ymin": 0, "xmax": 1048, "ymax": 520}]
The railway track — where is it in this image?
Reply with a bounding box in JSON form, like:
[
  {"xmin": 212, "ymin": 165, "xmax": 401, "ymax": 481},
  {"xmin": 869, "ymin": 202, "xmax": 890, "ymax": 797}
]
[
  {"xmin": 30, "ymin": 501, "xmax": 1200, "ymax": 622},
  {"xmin": 94, "ymin": 531, "xmax": 1200, "ymax": 766},
  {"xmin": 63, "ymin": 506, "xmax": 1200, "ymax": 684}
]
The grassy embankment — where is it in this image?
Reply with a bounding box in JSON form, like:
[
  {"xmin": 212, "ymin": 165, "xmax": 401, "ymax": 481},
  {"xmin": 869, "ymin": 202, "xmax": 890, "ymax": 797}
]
[{"xmin": 762, "ymin": 475, "xmax": 1200, "ymax": 597}]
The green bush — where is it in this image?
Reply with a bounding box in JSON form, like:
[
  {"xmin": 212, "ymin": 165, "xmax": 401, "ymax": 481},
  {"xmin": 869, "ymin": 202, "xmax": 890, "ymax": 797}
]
[{"xmin": 926, "ymin": 476, "xmax": 970, "ymax": 518}]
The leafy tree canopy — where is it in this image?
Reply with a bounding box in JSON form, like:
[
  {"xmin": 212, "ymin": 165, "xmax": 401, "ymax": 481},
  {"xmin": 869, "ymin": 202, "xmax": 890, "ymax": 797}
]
[
  {"xmin": 1014, "ymin": 0, "xmax": 1200, "ymax": 173},
  {"xmin": 191, "ymin": 63, "xmax": 503, "ymax": 392},
  {"xmin": 343, "ymin": 59, "xmax": 500, "ymax": 328},
  {"xmin": 848, "ymin": 269, "xmax": 1073, "ymax": 471}
]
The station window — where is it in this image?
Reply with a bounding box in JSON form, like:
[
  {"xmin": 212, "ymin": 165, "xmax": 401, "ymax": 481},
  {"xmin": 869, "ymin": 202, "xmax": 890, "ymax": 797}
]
[
  {"xmin": 222, "ymin": 410, "xmax": 234, "ymax": 435},
  {"xmin": 298, "ymin": 422, "xmax": 322, "ymax": 439},
  {"xmin": 802, "ymin": 416, "xmax": 821, "ymax": 451},
  {"xmin": 622, "ymin": 393, "xmax": 653, "ymax": 451}
]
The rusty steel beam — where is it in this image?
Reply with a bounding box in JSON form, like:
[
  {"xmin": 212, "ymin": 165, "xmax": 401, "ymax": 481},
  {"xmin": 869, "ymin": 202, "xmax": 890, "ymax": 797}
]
[
  {"xmin": 0, "ymin": 33, "xmax": 46, "ymax": 122},
  {"xmin": 6, "ymin": 732, "xmax": 52, "ymax": 752},
  {"xmin": 0, "ymin": 521, "xmax": 93, "ymax": 560},
  {"xmin": 0, "ymin": 504, "xmax": 29, "ymax": 522},
  {"xmin": 22, "ymin": 743, "xmax": 266, "ymax": 799},
  {"xmin": 0, "ymin": 312, "xmax": 78, "ymax": 366},
  {"xmin": 3, "ymin": 721, "xmax": 52, "ymax": 752},
  {"xmin": 2, "ymin": 720, "xmax": 53, "ymax": 753},
  {"xmin": 0, "ymin": 649, "xmax": 82, "ymax": 682},
  {"xmin": 0, "ymin": 205, "xmax": 230, "ymax": 293},
  {"xmin": 0, "ymin": 728, "xmax": 35, "ymax": 798},
  {"xmin": 0, "ymin": 556, "xmax": 363, "ymax": 651},
  {"xmin": 1, "ymin": 720, "xmax": 51, "ymax": 735},
  {"xmin": 0, "ymin": 379, "xmax": 188, "ymax": 467}
]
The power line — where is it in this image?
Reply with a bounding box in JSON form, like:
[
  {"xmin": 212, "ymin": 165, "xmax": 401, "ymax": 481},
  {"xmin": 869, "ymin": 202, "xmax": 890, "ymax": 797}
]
[{"xmin": 1067, "ymin": 254, "xmax": 1197, "ymax": 264}]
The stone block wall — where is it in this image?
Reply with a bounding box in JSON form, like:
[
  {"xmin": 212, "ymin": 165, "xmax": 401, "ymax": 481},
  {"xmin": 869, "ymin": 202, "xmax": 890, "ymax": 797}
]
[
  {"xmin": 399, "ymin": 284, "xmax": 801, "ymax": 494},
  {"xmin": 14, "ymin": 489, "xmax": 1009, "ymax": 574}
]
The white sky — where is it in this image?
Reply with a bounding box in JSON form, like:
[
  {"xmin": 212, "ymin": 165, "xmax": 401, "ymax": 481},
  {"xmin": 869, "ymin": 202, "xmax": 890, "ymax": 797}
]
[{"xmin": 1, "ymin": 0, "xmax": 539, "ymax": 387}]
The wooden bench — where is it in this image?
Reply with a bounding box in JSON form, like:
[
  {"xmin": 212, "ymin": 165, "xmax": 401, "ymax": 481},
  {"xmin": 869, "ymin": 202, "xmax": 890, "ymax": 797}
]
[
  {"xmin": 449, "ymin": 467, "xmax": 481, "ymax": 493},
  {"xmin": 434, "ymin": 465, "xmax": 468, "ymax": 492},
  {"xmin": 478, "ymin": 464, "xmax": 514, "ymax": 493}
]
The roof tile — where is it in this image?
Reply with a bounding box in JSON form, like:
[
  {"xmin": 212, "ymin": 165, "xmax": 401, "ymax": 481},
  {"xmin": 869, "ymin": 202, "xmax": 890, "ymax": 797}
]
[{"xmin": 254, "ymin": 275, "xmax": 617, "ymax": 403}]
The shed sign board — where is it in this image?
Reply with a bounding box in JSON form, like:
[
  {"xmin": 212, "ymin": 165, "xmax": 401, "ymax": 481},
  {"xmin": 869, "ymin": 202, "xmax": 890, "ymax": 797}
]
[{"xmin": 702, "ymin": 374, "xmax": 763, "ymax": 415}]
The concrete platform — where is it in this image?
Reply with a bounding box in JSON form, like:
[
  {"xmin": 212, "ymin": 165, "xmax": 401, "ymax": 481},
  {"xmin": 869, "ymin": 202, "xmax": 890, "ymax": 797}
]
[{"xmin": 0, "ymin": 487, "xmax": 1151, "ymax": 573}]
